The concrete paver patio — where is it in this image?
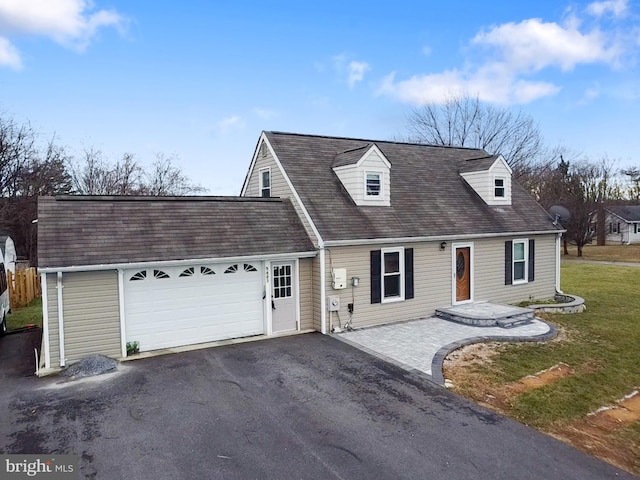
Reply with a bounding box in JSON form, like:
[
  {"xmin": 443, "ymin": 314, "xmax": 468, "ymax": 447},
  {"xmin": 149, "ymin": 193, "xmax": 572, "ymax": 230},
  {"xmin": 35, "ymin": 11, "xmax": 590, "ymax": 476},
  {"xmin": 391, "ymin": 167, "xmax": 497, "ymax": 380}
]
[{"xmin": 336, "ymin": 316, "xmax": 554, "ymax": 384}]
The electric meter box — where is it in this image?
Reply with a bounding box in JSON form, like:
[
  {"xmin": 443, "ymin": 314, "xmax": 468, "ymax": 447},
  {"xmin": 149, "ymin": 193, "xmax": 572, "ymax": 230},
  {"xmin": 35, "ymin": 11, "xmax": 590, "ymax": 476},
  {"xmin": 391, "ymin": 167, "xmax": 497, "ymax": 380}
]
[{"xmin": 332, "ymin": 268, "xmax": 347, "ymax": 289}]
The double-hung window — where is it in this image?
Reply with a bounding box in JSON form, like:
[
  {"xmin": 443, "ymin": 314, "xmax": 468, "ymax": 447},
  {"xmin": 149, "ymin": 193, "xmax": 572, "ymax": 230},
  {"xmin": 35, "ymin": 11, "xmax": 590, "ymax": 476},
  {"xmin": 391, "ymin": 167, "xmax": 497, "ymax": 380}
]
[
  {"xmin": 382, "ymin": 248, "xmax": 404, "ymax": 301},
  {"xmin": 366, "ymin": 172, "xmax": 381, "ymax": 197},
  {"xmin": 370, "ymin": 248, "xmax": 414, "ymax": 304},
  {"xmin": 505, "ymin": 239, "xmax": 534, "ymax": 285},
  {"xmin": 259, "ymin": 168, "xmax": 271, "ymax": 198},
  {"xmin": 494, "ymin": 178, "xmax": 505, "ymax": 198},
  {"xmin": 512, "ymin": 240, "xmax": 527, "ymax": 283}
]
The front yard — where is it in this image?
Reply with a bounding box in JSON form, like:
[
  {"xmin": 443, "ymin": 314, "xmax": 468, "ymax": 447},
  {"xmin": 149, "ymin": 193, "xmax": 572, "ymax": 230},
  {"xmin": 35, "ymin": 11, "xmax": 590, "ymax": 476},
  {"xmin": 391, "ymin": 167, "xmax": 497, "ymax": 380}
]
[
  {"xmin": 564, "ymin": 243, "xmax": 640, "ymax": 262},
  {"xmin": 444, "ymin": 262, "xmax": 640, "ymax": 475}
]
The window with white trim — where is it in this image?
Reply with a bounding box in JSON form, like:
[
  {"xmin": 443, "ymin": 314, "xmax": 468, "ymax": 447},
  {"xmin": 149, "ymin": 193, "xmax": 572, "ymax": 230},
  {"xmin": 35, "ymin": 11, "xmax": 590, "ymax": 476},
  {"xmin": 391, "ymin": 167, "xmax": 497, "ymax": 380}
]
[
  {"xmin": 365, "ymin": 172, "xmax": 381, "ymax": 197},
  {"xmin": 382, "ymin": 247, "xmax": 404, "ymax": 301},
  {"xmin": 512, "ymin": 240, "xmax": 528, "ymax": 284},
  {"xmin": 259, "ymin": 167, "xmax": 271, "ymax": 198},
  {"xmin": 494, "ymin": 178, "xmax": 505, "ymax": 198}
]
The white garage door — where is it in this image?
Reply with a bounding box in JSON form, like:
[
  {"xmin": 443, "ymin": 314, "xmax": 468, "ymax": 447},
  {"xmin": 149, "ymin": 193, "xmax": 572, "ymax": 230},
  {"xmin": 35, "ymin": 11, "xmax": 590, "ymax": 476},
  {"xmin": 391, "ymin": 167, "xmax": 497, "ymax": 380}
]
[{"xmin": 124, "ymin": 262, "xmax": 264, "ymax": 352}]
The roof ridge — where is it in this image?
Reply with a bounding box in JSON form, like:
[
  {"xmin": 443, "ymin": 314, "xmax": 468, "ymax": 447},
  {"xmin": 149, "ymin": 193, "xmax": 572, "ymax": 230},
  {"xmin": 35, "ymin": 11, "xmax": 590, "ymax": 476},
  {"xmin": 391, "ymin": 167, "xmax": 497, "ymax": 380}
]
[
  {"xmin": 51, "ymin": 195, "xmax": 284, "ymax": 203},
  {"xmin": 266, "ymin": 131, "xmax": 487, "ymax": 152}
]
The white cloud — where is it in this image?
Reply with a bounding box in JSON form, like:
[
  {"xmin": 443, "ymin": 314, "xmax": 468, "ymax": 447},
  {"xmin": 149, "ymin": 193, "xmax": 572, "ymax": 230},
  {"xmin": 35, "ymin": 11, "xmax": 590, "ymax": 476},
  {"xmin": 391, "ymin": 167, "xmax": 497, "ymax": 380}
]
[
  {"xmin": 586, "ymin": 0, "xmax": 628, "ymax": 17},
  {"xmin": 378, "ymin": 10, "xmax": 627, "ymax": 106},
  {"xmin": 472, "ymin": 18, "xmax": 620, "ymax": 72},
  {"xmin": 347, "ymin": 61, "xmax": 370, "ymax": 87},
  {"xmin": 216, "ymin": 115, "xmax": 244, "ymax": 135},
  {"xmin": 330, "ymin": 53, "xmax": 370, "ymax": 87},
  {"xmin": 0, "ymin": 0, "xmax": 125, "ymax": 68},
  {"xmin": 377, "ymin": 66, "xmax": 560, "ymax": 106},
  {"xmin": 0, "ymin": 37, "xmax": 21, "ymax": 69}
]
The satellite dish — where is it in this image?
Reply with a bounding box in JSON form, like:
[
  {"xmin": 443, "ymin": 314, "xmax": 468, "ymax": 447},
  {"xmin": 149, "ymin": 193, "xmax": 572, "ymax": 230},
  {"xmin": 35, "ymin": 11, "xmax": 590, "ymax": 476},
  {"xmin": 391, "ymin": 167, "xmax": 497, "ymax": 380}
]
[{"xmin": 549, "ymin": 205, "xmax": 570, "ymax": 226}]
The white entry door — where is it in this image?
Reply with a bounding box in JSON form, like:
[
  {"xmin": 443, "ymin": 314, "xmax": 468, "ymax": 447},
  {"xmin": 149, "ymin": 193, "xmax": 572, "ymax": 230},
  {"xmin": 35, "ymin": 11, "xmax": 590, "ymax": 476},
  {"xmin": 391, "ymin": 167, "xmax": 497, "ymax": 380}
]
[
  {"xmin": 124, "ymin": 262, "xmax": 264, "ymax": 352},
  {"xmin": 271, "ymin": 262, "xmax": 297, "ymax": 333}
]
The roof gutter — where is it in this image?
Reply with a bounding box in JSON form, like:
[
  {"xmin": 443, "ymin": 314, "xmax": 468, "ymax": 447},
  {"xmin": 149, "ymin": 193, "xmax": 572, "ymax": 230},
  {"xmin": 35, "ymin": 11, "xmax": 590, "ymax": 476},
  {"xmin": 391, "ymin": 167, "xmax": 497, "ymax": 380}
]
[
  {"xmin": 39, "ymin": 250, "xmax": 318, "ymax": 274},
  {"xmin": 323, "ymin": 229, "xmax": 565, "ymax": 247}
]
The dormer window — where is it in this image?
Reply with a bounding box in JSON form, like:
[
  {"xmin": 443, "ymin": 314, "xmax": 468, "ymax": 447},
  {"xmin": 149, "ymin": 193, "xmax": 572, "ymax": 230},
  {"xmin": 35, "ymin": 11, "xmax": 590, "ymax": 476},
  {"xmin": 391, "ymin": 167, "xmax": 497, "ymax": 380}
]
[
  {"xmin": 494, "ymin": 178, "xmax": 505, "ymax": 198},
  {"xmin": 366, "ymin": 172, "xmax": 381, "ymax": 196},
  {"xmin": 259, "ymin": 167, "xmax": 271, "ymax": 198}
]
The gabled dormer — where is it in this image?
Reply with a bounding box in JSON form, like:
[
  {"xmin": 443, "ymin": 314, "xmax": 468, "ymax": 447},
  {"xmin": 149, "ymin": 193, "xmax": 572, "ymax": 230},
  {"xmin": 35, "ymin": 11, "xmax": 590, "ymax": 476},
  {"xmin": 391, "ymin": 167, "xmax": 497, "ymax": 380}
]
[
  {"xmin": 459, "ymin": 155, "xmax": 512, "ymax": 206},
  {"xmin": 332, "ymin": 144, "xmax": 391, "ymax": 206}
]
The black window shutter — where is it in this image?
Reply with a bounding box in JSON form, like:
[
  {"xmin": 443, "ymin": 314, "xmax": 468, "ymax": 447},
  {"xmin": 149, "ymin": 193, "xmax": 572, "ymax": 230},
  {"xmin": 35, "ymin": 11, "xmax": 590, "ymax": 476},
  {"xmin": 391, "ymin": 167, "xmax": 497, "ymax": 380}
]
[
  {"xmin": 404, "ymin": 248, "xmax": 414, "ymax": 300},
  {"xmin": 371, "ymin": 250, "xmax": 381, "ymax": 304},
  {"xmin": 505, "ymin": 241, "xmax": 512, "ymax": 285},
  {"xmin": 528, "ymin": 239, "xmax": 535, "ymax": 282}
]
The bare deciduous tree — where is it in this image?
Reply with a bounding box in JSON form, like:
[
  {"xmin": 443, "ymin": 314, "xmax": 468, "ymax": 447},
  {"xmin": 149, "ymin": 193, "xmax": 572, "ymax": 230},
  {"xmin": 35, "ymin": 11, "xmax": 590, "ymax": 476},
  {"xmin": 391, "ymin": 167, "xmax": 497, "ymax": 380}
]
[
  {"xmin": 404, "ymin": 94, "xmax": 547, "ymax": 177},
  {"xmin": 141, "ymin": 153, "xmax": 205, "ymax": 196}
]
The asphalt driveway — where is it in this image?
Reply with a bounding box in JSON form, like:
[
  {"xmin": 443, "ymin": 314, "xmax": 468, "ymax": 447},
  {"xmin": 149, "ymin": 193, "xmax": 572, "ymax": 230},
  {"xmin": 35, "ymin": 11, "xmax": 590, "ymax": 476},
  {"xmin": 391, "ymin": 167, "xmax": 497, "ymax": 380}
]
[{"xmin": 0, "ymin": 333, "xmax": 635, "ymax": 479}]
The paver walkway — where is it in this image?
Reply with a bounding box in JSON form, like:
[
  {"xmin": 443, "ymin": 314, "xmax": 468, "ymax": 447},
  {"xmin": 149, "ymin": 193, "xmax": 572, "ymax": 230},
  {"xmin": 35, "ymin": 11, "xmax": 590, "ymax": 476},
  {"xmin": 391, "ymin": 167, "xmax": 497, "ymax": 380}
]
[{"xmin": 336, "ymin": 316, "xmax": 553, "ymax": 384}]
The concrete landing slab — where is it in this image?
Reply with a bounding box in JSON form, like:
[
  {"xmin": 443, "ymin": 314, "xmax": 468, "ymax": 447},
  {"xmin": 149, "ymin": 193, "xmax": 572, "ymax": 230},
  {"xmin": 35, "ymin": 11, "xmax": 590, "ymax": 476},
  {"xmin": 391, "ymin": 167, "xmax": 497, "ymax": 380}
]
[{"xmin": 436, "ymin": 302, "xmax": 534, "ymax": 327}]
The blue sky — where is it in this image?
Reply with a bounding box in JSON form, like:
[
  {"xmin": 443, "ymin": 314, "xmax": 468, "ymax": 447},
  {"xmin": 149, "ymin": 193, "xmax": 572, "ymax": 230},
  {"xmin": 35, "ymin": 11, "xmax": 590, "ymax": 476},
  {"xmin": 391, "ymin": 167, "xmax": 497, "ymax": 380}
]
[{"xmin": 0, "ymin": 0, "xmax": 639, "ymax": 194}]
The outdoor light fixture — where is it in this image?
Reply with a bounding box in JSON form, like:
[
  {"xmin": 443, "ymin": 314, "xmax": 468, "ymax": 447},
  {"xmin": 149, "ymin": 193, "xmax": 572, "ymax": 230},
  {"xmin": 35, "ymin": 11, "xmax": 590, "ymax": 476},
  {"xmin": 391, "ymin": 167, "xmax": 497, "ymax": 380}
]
[
  {"xmin": 440, "ymin": 241, "xmax": 447, "ymax": 251},
  {"xmin": 351, "ymin": 276, "xmax": 360, "ymax": 287}
]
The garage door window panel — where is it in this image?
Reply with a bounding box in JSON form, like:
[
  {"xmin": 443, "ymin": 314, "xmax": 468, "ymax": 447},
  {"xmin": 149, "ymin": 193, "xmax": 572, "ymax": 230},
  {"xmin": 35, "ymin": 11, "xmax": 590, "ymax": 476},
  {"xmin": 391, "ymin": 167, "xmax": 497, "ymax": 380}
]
[
  {"xmin": 130, "ymin": 270, "xmax": 147, "ymax": 281},
  {"xmin": 224, "ymin": 264, "xmax": 238, "ymax": 274},
  {"xmin": 179, "ymin": 267, "xmax": 194, "ymax": 277},
  {"xmin": 154, "ymin": 269, "xmax": 170, "ymax": 279},
  {"xmin": 200, "ymin": 266, "xmax": 215, "ymax": 276}
]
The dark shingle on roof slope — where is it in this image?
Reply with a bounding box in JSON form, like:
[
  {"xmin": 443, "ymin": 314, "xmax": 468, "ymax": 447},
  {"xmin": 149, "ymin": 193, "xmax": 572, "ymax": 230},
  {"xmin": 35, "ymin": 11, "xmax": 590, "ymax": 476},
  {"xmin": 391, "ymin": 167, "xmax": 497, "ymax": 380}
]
[
  {"xmin": 607, "ymin": 205, "xmax": 640, "ymax": 222},
  {"xmin": 332, "ymin": 144, "xmax": 373, "ymax": 167},
  {"xmin": 265, "ymin": 132, "xmax": 558, "ymax": 241},
  {"xmin": 38, "ymin": 196, "xmax": 315, "ymax": 269},
  {"xmin": 458, "ymin": 155, "xmax": 501, "ymax": 173}
]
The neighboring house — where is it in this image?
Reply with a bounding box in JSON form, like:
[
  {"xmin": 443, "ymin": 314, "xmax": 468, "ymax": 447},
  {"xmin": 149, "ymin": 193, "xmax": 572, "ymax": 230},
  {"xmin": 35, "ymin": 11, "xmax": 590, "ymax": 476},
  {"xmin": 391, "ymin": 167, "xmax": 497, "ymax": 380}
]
[
  {"xmin": 37, "ymin": 131, "xmax": 562, "ymax": 372},
  {"xmin": 603, "ymin": 205, "xmax": 640, "ymax": 245}
]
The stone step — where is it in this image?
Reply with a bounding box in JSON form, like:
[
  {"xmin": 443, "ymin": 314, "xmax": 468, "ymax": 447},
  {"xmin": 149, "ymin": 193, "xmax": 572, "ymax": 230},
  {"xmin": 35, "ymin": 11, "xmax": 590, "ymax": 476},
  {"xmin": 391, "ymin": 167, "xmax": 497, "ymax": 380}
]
[{"xmin": 435, "ymin": 305, "xmax": 535, "ymax": 328}]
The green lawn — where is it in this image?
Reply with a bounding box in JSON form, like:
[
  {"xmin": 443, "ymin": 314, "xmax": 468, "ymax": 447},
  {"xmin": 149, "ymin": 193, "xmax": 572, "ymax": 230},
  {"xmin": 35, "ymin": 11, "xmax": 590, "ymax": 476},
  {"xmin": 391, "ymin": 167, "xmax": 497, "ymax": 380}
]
[
  {"xmin": 447, "ymin": 262, "xmax": 640, "ymax": 474},
  {"xmin": 491, "ymin": 263, "xmax": 640, "ymax": 426},
  {"xmin": 7, "ymin": 297, "xmax": 43, "ymax": 331},
  {"xmin": 564, "ymin": 244, "xmax": 640, "ymax": 263}
]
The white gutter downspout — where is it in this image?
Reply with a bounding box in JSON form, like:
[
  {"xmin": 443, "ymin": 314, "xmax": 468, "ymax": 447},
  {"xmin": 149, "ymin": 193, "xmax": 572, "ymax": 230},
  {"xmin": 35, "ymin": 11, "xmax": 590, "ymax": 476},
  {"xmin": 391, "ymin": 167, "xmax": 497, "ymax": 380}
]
[
  {"xmin": 118, "ymin": 269, "xmax": 127, "ymax": 358},
  {"xmin": 41, "ymin": 273, "xmax": 50, "ymax": 369},
  {"xmin": 56, "ymin": 272, "xmax": 65, "ymax": 367},
  {"xmin": 320, "ymin": 246, "xmax": 327, "ymax": 334},
  {"xmin": 555, "ymin": 233, "xmax": 561, "ymax": 293}
]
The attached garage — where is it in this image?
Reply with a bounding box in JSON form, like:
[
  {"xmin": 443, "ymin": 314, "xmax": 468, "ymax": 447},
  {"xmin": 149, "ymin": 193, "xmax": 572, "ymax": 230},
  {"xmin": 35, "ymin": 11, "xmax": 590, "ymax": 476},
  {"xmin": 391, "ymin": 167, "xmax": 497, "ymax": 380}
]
[
  {"xmin": 124, "ymin": 262, "xmax": 264, "ymax": 352},
  {"xmin": 37, "ymin": 195, "xmax": 316, "ymax": 372}
]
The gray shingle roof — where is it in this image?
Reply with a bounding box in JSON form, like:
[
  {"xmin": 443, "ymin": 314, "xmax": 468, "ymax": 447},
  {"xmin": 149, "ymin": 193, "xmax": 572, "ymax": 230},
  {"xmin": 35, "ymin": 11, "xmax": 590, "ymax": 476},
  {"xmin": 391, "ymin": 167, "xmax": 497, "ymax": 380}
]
[
  {"xmin": 265, "ymin": 132, "xmax": 558, "ymax": 241},
  {"xmin": 607, "ymin": 205, "xmax": 640, "ymax": 222},
  {"xmin": 458, "ymin": 155, "xmax": 501, "ymax": 173},
  {"xmin": 38, "ymin": 196, "xmax": 315, "ymax": 269},
  {"xmin": 332, "ymin": 144, "xmax": 373, "ymax": 167}
]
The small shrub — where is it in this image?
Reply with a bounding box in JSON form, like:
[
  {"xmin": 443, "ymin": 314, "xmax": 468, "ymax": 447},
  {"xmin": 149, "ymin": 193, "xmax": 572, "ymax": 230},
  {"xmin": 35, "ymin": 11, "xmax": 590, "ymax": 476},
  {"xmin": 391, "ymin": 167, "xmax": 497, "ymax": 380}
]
[{"xmin": 126, "ymin": 341, "xmax": 139, "ymax": 355}]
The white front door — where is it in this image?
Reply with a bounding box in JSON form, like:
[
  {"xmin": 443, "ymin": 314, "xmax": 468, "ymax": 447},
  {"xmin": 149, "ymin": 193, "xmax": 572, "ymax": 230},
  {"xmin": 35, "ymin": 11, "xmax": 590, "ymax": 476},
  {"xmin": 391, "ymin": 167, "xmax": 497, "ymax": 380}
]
[{"xmin": 271, "ymin": 262, "xmax": 297, "ymax": 333}]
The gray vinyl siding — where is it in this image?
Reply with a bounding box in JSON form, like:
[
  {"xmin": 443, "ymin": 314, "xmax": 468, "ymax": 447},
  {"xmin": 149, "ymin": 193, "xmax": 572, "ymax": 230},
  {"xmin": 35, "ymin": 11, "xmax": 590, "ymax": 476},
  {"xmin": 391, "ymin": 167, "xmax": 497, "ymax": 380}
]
[
  {"xmin": 62, "ymin": 271, "xmax": 121, "ymax": 365},
  {"xmin": 324, "ymin": 243, "xmax": 451, "ymax": 329},
  {"xmin": 322, "ymin": 235, "xmax": 557, "ymax": 330},
  {"xmin": 474, "ymin": 234, "xmax": 556, "ymax": 304},
  {"xmin": 299, "ymin": 258, "xmax": 313, "ymax": 330},
  {"xmin": 312, "ymin": 256, "xmax": 322, "ymax": 332},
  {"xmin": 245, "ymin": 149, "xmax": 319, "ymax": 246},
  {"xmin": 46, "ymin": 273, "xmax": 60, "ymax": 369}
]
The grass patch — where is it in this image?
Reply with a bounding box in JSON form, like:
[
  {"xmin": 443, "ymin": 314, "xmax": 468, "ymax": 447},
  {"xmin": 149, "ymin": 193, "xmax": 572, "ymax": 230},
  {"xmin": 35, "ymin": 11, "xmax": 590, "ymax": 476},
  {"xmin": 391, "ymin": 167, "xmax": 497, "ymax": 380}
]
[
  {"xmin": 445, "ymin": 262, "xmax": 640, "ymax": 474},
  {"xmin": 7, "ymin": 297, "xmax": 43, "ymax": 330},
  {"xmin": 563, "ymin": 244, "xmax": 640, "ymax": 263}
]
